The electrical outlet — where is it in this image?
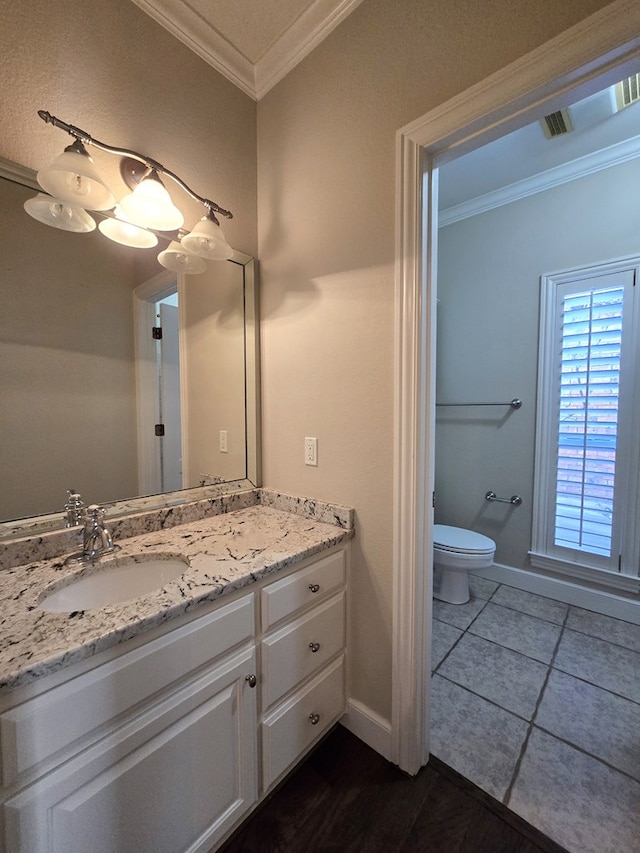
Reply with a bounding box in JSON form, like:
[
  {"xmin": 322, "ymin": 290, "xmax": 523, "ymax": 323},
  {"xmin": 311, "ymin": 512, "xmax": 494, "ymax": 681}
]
[
  {"xmin": 304, "ymin": 437, "xmax": 318, "ymax": 466},
  {"xmin": 219, "ymin": 430, "xmax": 228, "ymax": 453}
]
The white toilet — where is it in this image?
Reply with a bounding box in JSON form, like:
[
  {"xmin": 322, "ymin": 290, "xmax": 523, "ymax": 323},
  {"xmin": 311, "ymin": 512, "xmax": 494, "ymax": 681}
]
[{"xmin": 433, "ymin": 524, "xmax": 496, "ymax": 604}]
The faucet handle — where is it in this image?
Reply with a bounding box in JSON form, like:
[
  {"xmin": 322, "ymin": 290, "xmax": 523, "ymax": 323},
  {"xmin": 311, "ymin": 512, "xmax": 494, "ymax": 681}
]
[{"xmin": 85, "ymin": 504, "xmax": 106, "ymax": 522}]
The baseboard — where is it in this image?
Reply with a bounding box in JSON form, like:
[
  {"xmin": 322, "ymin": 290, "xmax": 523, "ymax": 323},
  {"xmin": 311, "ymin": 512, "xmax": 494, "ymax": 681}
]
[
  {"xmin": 480, "ymin": 562, "xmax": 640, "ymax": 625},
  {"xmin": 340, "ymin": 698, "xmax": 393, "ymax": 762}
]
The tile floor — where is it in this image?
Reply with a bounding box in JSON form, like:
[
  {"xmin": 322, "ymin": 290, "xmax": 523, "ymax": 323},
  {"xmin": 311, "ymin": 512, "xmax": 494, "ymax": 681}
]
[{"xmin": 430, "ymin": 574, "xmax": 640, "ymax": 853}]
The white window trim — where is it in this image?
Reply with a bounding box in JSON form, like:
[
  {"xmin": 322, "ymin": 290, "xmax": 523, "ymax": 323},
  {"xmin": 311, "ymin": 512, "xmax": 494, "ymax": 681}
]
[{"xmin": 531, "ymin": 255, "xmax": 640, "ymax": 584}]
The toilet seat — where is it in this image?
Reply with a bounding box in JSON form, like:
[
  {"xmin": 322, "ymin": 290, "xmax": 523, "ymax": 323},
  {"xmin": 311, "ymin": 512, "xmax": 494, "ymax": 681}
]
[{"xmin": 434, "ymin": 524, "xmax": 495, "ymax": 556}]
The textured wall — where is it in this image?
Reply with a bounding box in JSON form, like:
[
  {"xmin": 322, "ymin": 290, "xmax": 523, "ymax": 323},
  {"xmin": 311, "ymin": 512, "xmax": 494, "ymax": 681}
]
[
  {"xmin": 256, "ymin": 0, "xmax": 612, "ymax": 722},
  {"xmin": 0, "ymin": 0, "xmax": 257, "ymax": 257}
]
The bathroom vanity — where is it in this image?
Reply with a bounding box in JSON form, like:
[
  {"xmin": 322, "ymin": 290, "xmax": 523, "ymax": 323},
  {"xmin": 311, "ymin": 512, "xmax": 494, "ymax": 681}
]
[{"xmin": 0, "ymin": 491, "xmax": 353, "ymax": 852}]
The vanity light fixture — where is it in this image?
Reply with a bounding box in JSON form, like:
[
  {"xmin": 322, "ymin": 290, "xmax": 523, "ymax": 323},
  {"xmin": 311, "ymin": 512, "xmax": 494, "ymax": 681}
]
[
  {"xmin": 119, "ymin": 169, "xmax": 184, "ymax": 231},
  {"xmin": 181, "ymin": 211, "xmax": 233, "ymax": 260},
  {"xmin": 23, "ymin": 192, "xmax": 97, "ymax": 233},
  {"xmin": 97, "ymin": 206, "xmax": 159, "ymax": 248},
  {"xmin": 37, "ymin": 138, "xmax": 115, "ymax": 211},
  {"xmin": 157, "ymin": 241, "xmax": 207, "ymax": 274},
  {"xmin": 25, "ymin": 110, "xmax": 234, "ymax": 273}
]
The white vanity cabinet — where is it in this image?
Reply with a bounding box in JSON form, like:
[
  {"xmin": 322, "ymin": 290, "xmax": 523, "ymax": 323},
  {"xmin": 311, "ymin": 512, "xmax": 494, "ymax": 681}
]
[
  {"xmin": 0, "ymin": 594, "xmax": 259, "ymax": 853},
  {"xmin": 0, "ymin": 543, "xmax": 349, "ymax": 853}
]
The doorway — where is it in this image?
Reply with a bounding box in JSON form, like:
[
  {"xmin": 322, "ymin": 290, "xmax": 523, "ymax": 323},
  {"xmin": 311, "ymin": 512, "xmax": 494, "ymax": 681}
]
[
  {"xmin": 134, "ymin": 270, "xmax": 184, "ymax": 496},
  {"xmin": 392, "ymin": 0, "xmax": 640, "ymax": 775}
]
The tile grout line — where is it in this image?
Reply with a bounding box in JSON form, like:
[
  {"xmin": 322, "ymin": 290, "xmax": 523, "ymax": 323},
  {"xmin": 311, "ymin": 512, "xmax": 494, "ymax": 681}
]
[
  {"xmin": 532, "ymin": 722, "xmax": 640, "ymax": 786},
  {"xmin": 433, "ymin": 671, "xmax": 533, "ymax": 724},
  {"xmin": 431, "ymin": 592, "xmax": 494, "ymax": 673},
  {"xmin": 560, "ymin": 623, "xmax": 640, "ymax": 658},
  {"xmin": 551, "ymin": 661, "xmax": 640, "ymax": 709},
  {"xmin": 502, "ymin": 606, "xmax": 570, "ymax": 807}
]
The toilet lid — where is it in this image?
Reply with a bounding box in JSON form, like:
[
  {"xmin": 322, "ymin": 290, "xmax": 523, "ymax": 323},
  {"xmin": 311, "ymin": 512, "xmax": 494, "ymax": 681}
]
[{"xmin": 434, "ymin": 524, "xmax": 495, "ymax": 555}]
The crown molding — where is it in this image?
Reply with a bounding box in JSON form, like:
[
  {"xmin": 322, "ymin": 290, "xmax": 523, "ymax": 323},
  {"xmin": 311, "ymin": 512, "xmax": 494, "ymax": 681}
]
[
  {"xmin": 254, "ymin": 0, "xmax": 366, "ymax": 100},
  {"xmin": 129, "ymin": 0, "xmax": 365, "ymax": 100},
  {"xmin": 439, "ymin": 133, "xmax": 640, "ymax": 226},
  {"xmin": 130, "ymin": 0, "xmax": 256, "ymax": 98}
]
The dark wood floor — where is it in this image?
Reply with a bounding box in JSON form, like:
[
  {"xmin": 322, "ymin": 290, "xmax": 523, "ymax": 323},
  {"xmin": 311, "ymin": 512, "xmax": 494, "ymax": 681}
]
[{"xmin": 222, "ymin": 726, "xmax": 568, "ymax": 853}]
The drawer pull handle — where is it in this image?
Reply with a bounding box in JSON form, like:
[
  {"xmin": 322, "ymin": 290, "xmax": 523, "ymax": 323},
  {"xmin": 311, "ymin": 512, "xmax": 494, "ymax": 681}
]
[
  {"xmin": 245, "ymin": 674, "xmax": 257, "ymax": 688},
  {"xmin": 309, "ymin": 713, "xmax": 320, "ymax": 725},
  {"xmin": 309, "ymin": 642, "xmax": 320, "ymax": 653},
  {"xmin": 308, "ymin": 583, "xmax": 320, "ymax": 593}
]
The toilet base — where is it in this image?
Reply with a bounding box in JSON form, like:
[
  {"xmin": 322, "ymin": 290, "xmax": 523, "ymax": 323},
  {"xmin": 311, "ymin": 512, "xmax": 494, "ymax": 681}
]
[{"xmin": 433, "ymin": 566, "xmax": 470, "ymax": 605}]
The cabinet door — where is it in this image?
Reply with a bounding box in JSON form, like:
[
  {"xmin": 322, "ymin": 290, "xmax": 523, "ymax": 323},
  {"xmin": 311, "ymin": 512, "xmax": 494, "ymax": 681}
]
[{"xmin": 3, "ymin": 648, "xmax": 258, "ymax": 853}]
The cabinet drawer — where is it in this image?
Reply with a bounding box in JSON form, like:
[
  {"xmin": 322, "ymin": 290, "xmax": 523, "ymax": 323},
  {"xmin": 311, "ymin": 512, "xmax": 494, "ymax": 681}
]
[
  {"xmin": 260, "ymin": 549, "xmax": 346, "ymax": 629},
  {"xmin": 261, "ymin": 655, "xmax": 345, "ymax": 791},
  {"xmin": 261, "ymin": 592, "xmax": 345, "ymax": 710},
  {"xmin": 0, "ymin": 594, "xmax": 255, "ymax": 786}
]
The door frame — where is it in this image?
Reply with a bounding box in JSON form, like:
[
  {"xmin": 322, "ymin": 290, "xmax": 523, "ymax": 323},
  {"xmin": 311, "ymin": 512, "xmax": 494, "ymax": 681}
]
[
  {"xmin": 133, "ymin": 270, "xmax": 180, "ymax": 495},
  {"xmin": 391, "ymin": 0, "xmax": 640, "ymax": 774}
]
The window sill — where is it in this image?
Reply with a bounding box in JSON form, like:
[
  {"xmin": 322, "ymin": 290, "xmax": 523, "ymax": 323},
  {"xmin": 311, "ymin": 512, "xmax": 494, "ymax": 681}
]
[{"xmin": 528, "ymin": 551, "xmax": 640, "ymax": 593}]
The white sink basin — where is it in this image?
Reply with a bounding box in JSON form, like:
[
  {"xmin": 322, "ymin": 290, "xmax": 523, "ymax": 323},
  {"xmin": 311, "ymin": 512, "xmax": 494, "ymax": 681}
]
[{"xmin": 40, "ymin": 556, "xmax": 188, "ymax": 612}]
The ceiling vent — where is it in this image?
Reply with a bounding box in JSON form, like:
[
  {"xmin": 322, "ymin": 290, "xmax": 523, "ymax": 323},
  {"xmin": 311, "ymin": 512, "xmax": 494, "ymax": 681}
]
[
  {"xmin": 615, "ymin": 74, "xmax": 640, "ymax": 110},
  {"xmin": 540, "ymin": 108, "xmax": 573, "ymax": 139}
]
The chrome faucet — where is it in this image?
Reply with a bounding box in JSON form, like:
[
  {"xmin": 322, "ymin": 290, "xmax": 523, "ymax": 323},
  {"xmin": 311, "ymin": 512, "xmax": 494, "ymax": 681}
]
[
  {"xmin": 63, "ymin": 489, "xmax": 85, "ymax": 528},
  {"xmin": 81, "ymin": 505, "xmax": 117, "ymax": 560}
]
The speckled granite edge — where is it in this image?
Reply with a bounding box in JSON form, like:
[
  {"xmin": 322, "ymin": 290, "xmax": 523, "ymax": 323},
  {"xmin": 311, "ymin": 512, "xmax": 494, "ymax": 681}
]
[
  {"xmin": 0, "ymin": 488, "xmax": 354, "ymax": 571},
  {"xmin": 259, "ymin": 489, "xmax": 354, "ymax": 530}
]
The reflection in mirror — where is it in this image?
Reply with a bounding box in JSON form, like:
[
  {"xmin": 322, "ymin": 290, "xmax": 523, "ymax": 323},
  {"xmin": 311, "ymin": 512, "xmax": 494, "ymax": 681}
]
[{"xmin": 0, "ymin": 160, "xmax": 260, "ymax": 536}]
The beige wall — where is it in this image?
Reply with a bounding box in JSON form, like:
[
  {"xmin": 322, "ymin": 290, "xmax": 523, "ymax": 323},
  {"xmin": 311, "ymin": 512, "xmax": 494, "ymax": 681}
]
[{"xmin": 256, "ymin": 0, "xmax": 612, "ymax": 721}]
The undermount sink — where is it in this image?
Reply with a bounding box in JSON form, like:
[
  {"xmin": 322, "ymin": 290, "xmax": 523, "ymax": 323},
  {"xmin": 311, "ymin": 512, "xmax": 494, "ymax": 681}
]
[{"xmin": 39, "ymin": 556, "xmax": 188, "ymax": 612}]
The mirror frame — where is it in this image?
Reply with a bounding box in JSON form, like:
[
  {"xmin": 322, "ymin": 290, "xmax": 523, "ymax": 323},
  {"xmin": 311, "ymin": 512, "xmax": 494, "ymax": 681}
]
[{"xmin": 0, "ymin": 156, "xmax": 261, "ymax": 541}]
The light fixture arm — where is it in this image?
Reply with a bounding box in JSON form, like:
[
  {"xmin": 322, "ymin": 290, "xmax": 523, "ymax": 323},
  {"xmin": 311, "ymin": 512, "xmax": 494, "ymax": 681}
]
[{"xmin": 37, "ymin": 110, "xmax": 232, "ymax": 220}]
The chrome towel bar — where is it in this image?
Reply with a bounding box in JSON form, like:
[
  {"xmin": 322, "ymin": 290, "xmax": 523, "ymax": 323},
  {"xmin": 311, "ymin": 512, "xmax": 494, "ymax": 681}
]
[
  {"xmin": 436, "ymin": 398, "xmax": 522, "ymax": 409},
  {"xmin": 486, "ymin": 491, "xmax": 522, "ymax": 506}
]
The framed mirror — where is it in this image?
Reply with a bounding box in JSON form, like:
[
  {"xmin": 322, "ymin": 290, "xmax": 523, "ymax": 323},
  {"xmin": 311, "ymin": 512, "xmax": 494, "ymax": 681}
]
[{"xmin": 0, "ymin": 157, "xmax": 260, "ymax": 540}]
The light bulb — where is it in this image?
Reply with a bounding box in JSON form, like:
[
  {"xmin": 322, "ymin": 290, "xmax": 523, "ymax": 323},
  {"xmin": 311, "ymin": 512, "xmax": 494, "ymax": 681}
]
[{"xmin": 64, "ymin": 171, "xmax": 92, "ymax": 199}]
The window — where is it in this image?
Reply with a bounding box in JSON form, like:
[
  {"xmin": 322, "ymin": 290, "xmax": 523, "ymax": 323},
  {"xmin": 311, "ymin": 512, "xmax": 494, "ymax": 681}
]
[{"xmin": 531, "ymin": 258, "xmax": 640, "ymax": 587}]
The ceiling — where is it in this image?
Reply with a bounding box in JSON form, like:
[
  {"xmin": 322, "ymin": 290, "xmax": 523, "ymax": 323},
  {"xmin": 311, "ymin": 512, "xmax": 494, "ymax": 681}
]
[
  {"xmin": 129, "ymin": 0, "xmax": 365, "ymax": 100},
  {"xmin": 439, "ymin": 79, "xmax": 640, "ymax": 222}
]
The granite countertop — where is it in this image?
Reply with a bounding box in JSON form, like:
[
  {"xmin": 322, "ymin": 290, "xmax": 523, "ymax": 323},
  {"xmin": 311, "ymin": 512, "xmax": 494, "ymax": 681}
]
[{"xmin": 0, "ymin": 499, "xmax": 354, "ymax": 693}]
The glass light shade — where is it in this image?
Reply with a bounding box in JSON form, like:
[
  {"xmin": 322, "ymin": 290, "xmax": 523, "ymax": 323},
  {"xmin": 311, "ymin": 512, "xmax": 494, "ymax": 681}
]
[
  {"xmin": 37, "ymin": 142, "xmax": 115, "ymax": 211},
  {"xmin": 181, "ymin": 214, "xmax": 233, "ymax": 260},
  {"xmin": 98, "ymin": 208, "xmax": 158, "ymax": 248},
  {"xmin": 158, "ymin": 241, "xmax": 207, "ymax": 275},
  {"xmin": 24, "ymin": 193, "xmax": 96, "ymax": 233},
  {"xmin": 119, "ymin": 171, "xmax": 184, "ymax": 231}
]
